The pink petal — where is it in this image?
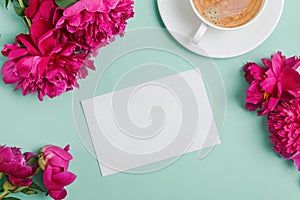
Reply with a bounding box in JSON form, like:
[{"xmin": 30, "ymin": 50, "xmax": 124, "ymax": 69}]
[
  {"xmin": 51, "ymin": 171, "xmax": 76, "ymax": 186},
  {"xmin": 24, "ymin": 0, "xmax": 38, "ymax": 18},
  {"xmin": 281, "ymin": 67, "xmax": 300, "ymax": 91},
  {"xmin": 43, "ymin": 145, "xmax": 73, "ymax": 161},
  {"xmin": 38, "ymin": 29, "xmax": 60, "ymax": 56},
  {"xmin": 62, "ymin": 1, "xmax": 85, "ymax": 17},
  {"xmin": 8, "ymin": 175, "xmax": 32, "ymax": 186},
  {"xmin": 245, "ymin": 102, "xmax": 260, "ymax": 112},
  {"xmin": 258, "ymin": 97, "xmax": 279, "ymax": 116},
  {"xmin": 261, "ymin": 69, "xmax": 277, "ymax": 94},
  {"xmin": 0, "ymin": 147, "xmax": 13, "ymax": 162},
  {"xmin": 271, "ymin": 51, "xmax": 284, "ymax": 77},
  {"xmin": 16, "ymin": 34, "xmax": 41, "ymax": 56},
  {"xmin": 245, "ymin": 82, "xmax": 264, "ymax": 104},
  {"xmin": 30, "ymin": 20, "xmax": 54, "ymax": 47},
  {"xmin": 16, "ymin": 56, "xmax": 38, "ymax": 77},
  {"xmin": 290, "ymin": 152, "xmax": 300, "ymax": 171},
  {"xmin": 48, "ymin": 189, "xmax": 67, "ymax": 199},
  {"xmin": 261, "ymin": 58, "xmax": 272, "ymax": 68},
  {"xmin": 43, "ymin": 166, "xmax": 64, "ymax": 191},
  {"xmin": 7, "ymin": 48, "xmax": 28, "ymax": 60},
  {"xmin": 47, "ymin": 157, "xmax": 69, "ymax": 169},
  {"xmin": 1, "ymin": 60, "xmax": 21, "ymax": 84}
]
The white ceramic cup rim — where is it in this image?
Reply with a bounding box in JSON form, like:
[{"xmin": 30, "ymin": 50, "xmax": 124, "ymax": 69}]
[{"xmin": 189, "ymin": 0, "xmax": 268, "ymax": 31}]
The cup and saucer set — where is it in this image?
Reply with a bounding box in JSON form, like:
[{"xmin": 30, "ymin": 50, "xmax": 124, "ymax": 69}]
[{"xmin": 157, "ymin": 0, "xmax": 284, "ymax": 58}]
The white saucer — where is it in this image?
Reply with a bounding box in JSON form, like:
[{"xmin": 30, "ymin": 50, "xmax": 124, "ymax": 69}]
[{"xmin": 157, "ymin": 0, "xmax": 284, "ymax": 58}]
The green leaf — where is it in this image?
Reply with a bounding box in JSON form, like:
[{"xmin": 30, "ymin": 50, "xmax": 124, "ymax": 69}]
[
  {"xmin": 23, "ymin": 0, "xmax": 28, "ymax": 7},
  {"xmin": 29, "ymin": 182, "xmax": 45, "ymax": 193},
  {"xmin": 54, "ymin": 0, "xmax": 78, "ymax": 8},
  {"xmin": 0, "ymin": 172, "xmax": 4, "ymax": 180},
  {"xmin": 13, "ymin": 5, "xmax": 25, "ymax": 16},
  {"xmin": 3, "ymin": 197, "xmax": 21, "ymax": 200},
  {"xmin": 26, "ymin": 157, "xmax": 37, "ymax": 166},
  {"xmin": 21, "ymin": 188, "xmax": 38, "ymax": 195}
]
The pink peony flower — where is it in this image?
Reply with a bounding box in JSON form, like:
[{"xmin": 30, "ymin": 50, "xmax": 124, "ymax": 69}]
[
  {"xmin": 56, "ymin": 0, "xmax": 134, "ymax": 55},
  {"xmin": 1, "ymin": 19, "xmax": 95, "ymax": 101},
  {"xmin": 25, "ymin": 0, "xmax": 58, "ymax": 24},
  {"xmin": 39, "ymin": 145, "xmax": 76, "ymax": 200},
  {"xmin": 268, "ymin": 99, "xmax": 300, "ymax": 159},
  {"xmin": 0, "ymin": 146, "xmax": 37, "ymax": 186},
  {"xmin": 244, "ymin": 52, "xmax": 300, "ymax": 115}
]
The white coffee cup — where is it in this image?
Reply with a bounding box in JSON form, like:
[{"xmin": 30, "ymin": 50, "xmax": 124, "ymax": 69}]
[{"xmin": 190, "ymin": 0, "xmax": 268, "ymax": 44}]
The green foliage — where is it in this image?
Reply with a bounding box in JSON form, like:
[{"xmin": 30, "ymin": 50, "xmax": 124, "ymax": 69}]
[
  {"xmin": 21, "ymin": 188, "xmax": 38, "ymax": 195},
  {"xmin": 54, "ymin": 0, "xmax": 78, "ymax": 8},
  {"xmin": 29, "ymin": 182, "xmax": 45, "ymax": 193},
  {"xmin": 13, "ymin": 5, "xmax": 24, "ymax": 16}
]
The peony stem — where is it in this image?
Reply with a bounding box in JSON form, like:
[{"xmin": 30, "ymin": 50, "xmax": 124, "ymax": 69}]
[
  {"xmin": 0, "ymin": 190, "xmax": 10, "ymax": 200},
  {"xmin": 18, "ymin": 0, "xmax": 25, "ymax": 7},
  {"xmin": 18, "ymin": 0, "xmax": 32, "ymax": 27}
]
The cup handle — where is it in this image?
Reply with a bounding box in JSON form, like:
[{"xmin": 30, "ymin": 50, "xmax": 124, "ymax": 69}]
[{"xmin": 192, "ymin": 23, "xmax": 208, "ymax": 44}]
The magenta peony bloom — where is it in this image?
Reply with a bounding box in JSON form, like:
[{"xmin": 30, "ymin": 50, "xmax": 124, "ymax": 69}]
[
  {"xmin": 56, "ymin": 0, "xmax": 134, "ymax": 55},
  {"xmin": 39, "ymin": 145, "xmax": 76, "ymax": 200},
  {"xmin": 244, "ymin": 52, "xmax": 300, "ymax": 115},
  {"xmin": 25, "ymin": 0, "xmax": 58, "ymax": 24},
  {"xmin": 1, "ymin": 19, "xmax": 94, "ymax": 101},
  {"xmin": 268, "ymin": 99, "xmax": 300, "ymax": 159},
  {"xmin": 0, "ymin": 146, "xmax": 37, "ymax": 186}
]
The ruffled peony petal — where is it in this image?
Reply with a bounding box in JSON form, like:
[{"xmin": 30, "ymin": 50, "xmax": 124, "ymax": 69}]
[
  {"xmin": 84, "ymin": 0, "xmax": 119, "ymax": 12},
  {"xmin": 0, "ymin": 146, "xmax": 14, "ymax": 162},
  {"xmin": 1, "ymin": 60, "xmax": 21, "ymax": 84},
  {"xmin": 24, "ymin": 0, "xmax": 39, "ymax": 19},
  {"xmin": 16, "ymin": 56, "xmax": 40, "ymax": 77},
  {"xmin": 8, "ymin": 175, "xmax": 32, "ymax": 186},
  {"xmin": 30, "ymin": 19, "xmax": 54, "ymax": 47},
  {"xmin": 261, "ymin": 69, "xmax": 277, "ymax": 94},
  {"xmin": 48, "ymin": 189, "xmax": 67, "ymax": 200},
  {"xmin": 38, "ymin": 29, "xmax": 61, "ymax": 56},
  {"xmin": 281, "ymin": 67, "xmax": 300, "ymax": 92},
  {"xmin": 43, "ymin": 166, "xmax": 64, "ymax": 191},
  {"xmin": 25, "ymin": 0, "xmax": 57, "ymax": 23},
  {"xmin": 271, "ymin": 51, "xmax": 284, "ymax": 77},
  {"xmin": 42, "ymin": 145, "xmax": 73, "ymax": 161},
  {"xmin": 243, "ymin": 62, "xmax": 266, "ymax": 83},
  {"xmin": 290, "ymin": 151, "xmax": 300, "ymax": 171},
  {"xmin": 259, "ymin": 97, "xmax": 279, "ymax": 116},
  {"xmin": 7, "ymin": 48, "xmax": 28, "ymax": 60},
  {"xmin": 16, "ymin": 34, "xmax": 41, "ymax": 56},
  {"xmin": 1, "ymin": 43, "xmax": 16, "ymax": 57},
  {"xmin": 51, "ymin": 171, "xmax": 76, "ymax": 186},
  {"xmin": 245, "ymin": 81, "xmax": 264, "ymax": 105}
]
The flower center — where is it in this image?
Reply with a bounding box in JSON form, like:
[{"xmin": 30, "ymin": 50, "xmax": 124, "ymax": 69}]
[{"xmin": 263, "ymin": 92, "xmax": 270, "ymax": 101}]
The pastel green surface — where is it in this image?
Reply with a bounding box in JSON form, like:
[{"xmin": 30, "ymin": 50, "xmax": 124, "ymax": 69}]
[{"xmin": 0, "ymin": 0, "xmax": 300, "ymax": 200}]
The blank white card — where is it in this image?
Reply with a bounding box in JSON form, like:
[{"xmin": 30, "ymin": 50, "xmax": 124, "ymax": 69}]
[{"xmin": 81, "ymin": 69, "xmax": 220, "ymax": 176}]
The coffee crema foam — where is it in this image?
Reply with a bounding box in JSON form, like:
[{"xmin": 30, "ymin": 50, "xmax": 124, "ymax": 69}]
[{"xmin": 193, "ymin": 0, "xmax": 264, "ymax": 28}]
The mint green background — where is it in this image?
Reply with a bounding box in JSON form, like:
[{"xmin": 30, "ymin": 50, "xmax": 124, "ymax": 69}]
[{"xmin": 0, "ymin": 0, "xmax": 300, "ymax": 199}]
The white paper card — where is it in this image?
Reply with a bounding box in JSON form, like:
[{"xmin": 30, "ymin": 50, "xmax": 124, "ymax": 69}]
[{"xmin": 81, "ymin": 69, "xmax": 220, "ymax": 176}]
